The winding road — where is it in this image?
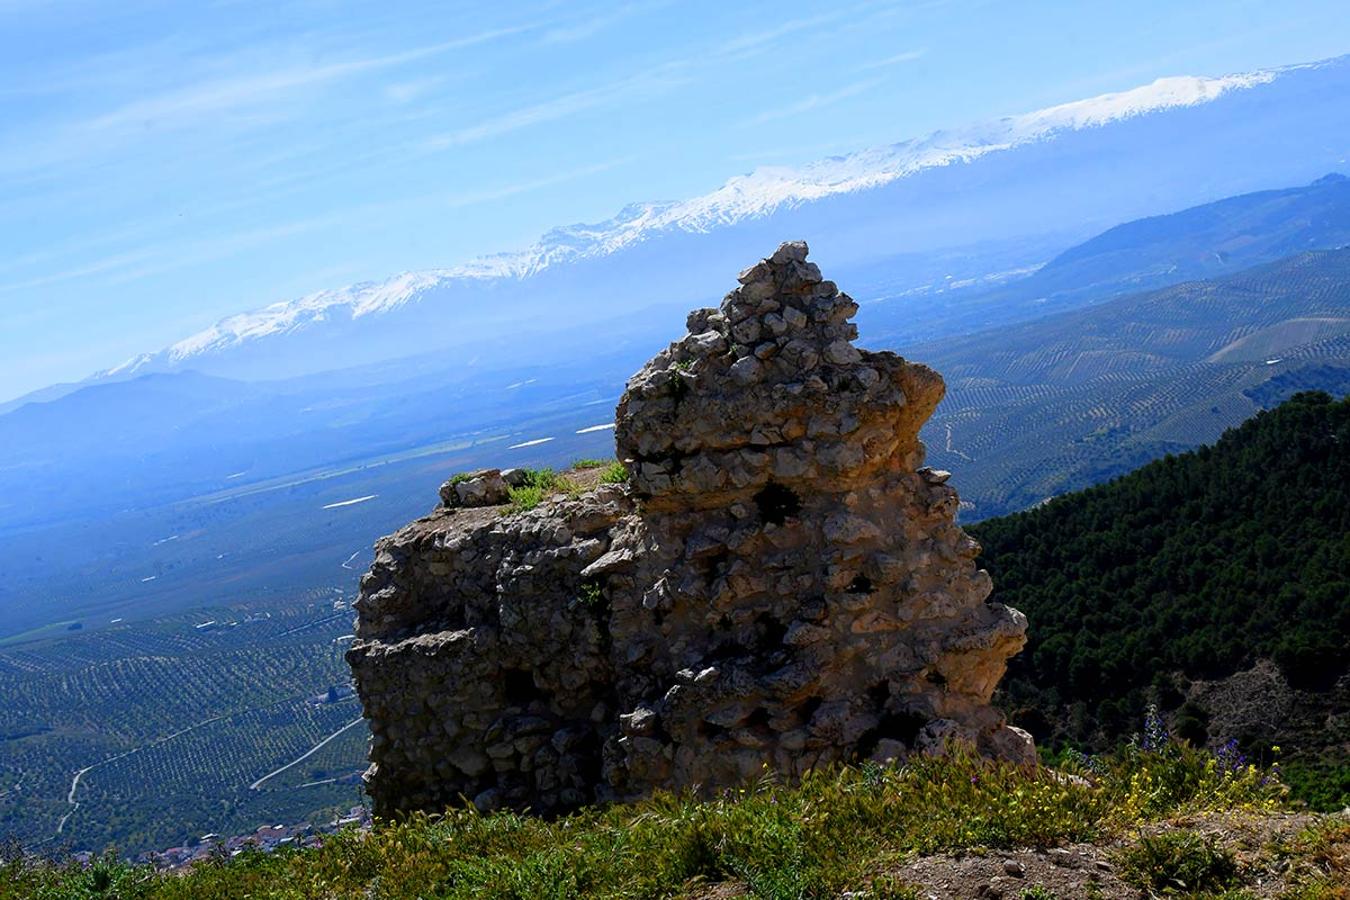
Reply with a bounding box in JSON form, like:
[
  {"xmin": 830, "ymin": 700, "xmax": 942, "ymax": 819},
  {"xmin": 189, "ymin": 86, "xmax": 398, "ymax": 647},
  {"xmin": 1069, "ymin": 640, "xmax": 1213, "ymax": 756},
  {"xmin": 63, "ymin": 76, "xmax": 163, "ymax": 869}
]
[
  {"xmin": 56, "ymin": 714, "xmax": 227, "ymax": 835},
  {"xmin": 249, "ymin": 716, "xmax": 366, "ymax": 791}
]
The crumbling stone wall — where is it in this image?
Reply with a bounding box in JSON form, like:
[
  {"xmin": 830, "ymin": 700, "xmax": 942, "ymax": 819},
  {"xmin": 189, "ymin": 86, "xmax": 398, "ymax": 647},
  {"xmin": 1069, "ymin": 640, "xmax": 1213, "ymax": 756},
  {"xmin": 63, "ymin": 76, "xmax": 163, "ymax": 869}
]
[{"xmin": 347, "ymin": 242, "xmax": 1033, "ymax": 818}]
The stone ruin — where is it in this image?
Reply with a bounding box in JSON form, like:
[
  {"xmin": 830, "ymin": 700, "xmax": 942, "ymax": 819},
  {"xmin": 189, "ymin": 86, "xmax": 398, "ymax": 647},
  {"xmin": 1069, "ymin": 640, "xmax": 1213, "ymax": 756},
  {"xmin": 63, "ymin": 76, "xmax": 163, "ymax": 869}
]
[{"xmin": 346, "ymin": 241, "xmax": 1034, "ymax": 818}]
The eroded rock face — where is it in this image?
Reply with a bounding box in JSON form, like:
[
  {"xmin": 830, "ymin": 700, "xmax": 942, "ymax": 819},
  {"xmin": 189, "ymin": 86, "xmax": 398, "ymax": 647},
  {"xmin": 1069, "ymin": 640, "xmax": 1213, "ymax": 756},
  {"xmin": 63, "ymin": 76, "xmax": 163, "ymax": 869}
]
[{"xmin": 347, "ymin": 241, "xmax": 1033, "ymax": 819}]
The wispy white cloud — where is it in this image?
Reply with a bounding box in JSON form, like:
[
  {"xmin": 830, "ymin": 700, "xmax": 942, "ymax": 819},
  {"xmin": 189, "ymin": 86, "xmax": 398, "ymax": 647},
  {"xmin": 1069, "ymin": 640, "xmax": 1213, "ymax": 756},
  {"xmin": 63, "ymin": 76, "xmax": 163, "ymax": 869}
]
[
  {"xmin": 384, "ymin": 75, "xmax": 449, "ymax": 104},
  {"xmin": 426, "ymin": 4, "xmax": 882, "ymax": 152},
  {"xmin": 83, "ymin": 25, "xmax": 532, "ymax": 135},
  {"xmin": 444, "ymin": 156, "xmax": 636, "ymax": 208},
  {"xmin": 0, "ymin": 155, "xmax": 637, "ymax": 296},
  {"xmin": 0, "ymin": 22, "xmax": 539, "ymax": 183},
  {"xmin": 856, "ymin": 47, "xmax": 927, "ymax": 70},
  {"xmin": 0, "ymin": 215, "xmax": 342, "ymax": 296},
  {"xmin": 424, "ymin": 67, "xmax": 686, "ymax": 150},
  {"xmin": 103, "ymin": 216, "xmax": 347, "ymax": 286},
  {"xmin": 541, "ymin": 1, "xmax": 670, "ymax": 44},
  {"xmin": 0, "ymin": 248, "xmax": 161, "ymax": 295},
  {"xmin": 743, "ymin": 78, "xmax": 884, "ymax": 127},
  {"xmin": 717, "ymin": 11, "xmax": 846, "ymax": 58}
]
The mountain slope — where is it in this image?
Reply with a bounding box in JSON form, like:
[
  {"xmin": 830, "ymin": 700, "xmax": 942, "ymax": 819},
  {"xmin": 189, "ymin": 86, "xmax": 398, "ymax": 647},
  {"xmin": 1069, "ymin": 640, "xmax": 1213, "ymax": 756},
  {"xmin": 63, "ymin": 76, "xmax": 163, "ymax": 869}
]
[
  {"xmin": 912, "ymin": 248, "xmax": 1350, "ymax": 517},
  {"xmin": 1037, "ymin": 172, "xmax": 1350, "ymax": 292},
  {"xmin": 868, "ymin": 171, "xmax": 1350, "ymax": 338},
  {"xmin": 970, "ymin": 391, "xmax": 1350, "ymax": 809},
  {"xmin": 87, "ymin": 54, "xmax": 1350, "ymax": 384}
]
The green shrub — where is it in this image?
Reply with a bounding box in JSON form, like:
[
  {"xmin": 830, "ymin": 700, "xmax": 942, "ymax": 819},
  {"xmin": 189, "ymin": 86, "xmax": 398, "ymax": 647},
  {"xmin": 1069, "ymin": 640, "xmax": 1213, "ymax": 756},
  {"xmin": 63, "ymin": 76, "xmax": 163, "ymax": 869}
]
[
  {"xmin": 507, "ymin": 468, "xmax": 574, "ymax": 512},
  {"xmin": 576, "ymin": 580, "xmax": 604, "ymax": 611},
  {"xmin": 1019, "ymin": 887, "xmax": 1060, "ymax": 900},
  {"xmin": 1280, "ymin": 758, "xmax": 1350, "ymax": 813},
  {"xmin": 571, "ymin": 459, "xmax": 609, "ymax": 470},
  {"xmin": 599, "ymin": 461, "xmax": 628, "ymax": 484},
  {"xmin": 1117, "ymin": 831, "xmax": 1240, "ymax": 895},
  {"xmin": 507, "ymin": 484, "xmax": 545, "ymax": 512}
]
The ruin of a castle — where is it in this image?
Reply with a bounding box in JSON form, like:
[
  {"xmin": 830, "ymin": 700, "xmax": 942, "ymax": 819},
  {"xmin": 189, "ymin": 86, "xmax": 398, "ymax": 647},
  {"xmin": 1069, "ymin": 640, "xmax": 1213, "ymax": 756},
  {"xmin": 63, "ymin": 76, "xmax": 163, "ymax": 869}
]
[{"xmin": 346, "ymin": 241, "xmax": 1033, "ymax": 818}]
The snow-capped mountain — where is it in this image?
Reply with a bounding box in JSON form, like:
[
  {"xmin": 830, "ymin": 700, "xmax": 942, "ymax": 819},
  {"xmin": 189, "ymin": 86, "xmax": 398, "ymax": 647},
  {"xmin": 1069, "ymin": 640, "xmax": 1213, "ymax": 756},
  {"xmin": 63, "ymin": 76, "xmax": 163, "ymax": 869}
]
[{"xmin": 98, "ymin": 56, "xmax": 1350, "ymax": 383}]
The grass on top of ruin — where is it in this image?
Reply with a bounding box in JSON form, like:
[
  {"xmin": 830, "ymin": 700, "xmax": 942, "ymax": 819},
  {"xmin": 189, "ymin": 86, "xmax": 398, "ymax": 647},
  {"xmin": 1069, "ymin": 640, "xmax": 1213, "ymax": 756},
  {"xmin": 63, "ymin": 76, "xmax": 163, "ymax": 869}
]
[
  {"xmin": 506, "ymin": 468, "xmax": 577, "ymax": 512},
  {"xmin": 9, "ymin": 739, "xmax": 1345, "ymax": 900},
  {"xmin": 567, "ymin": 458, "xmax": 628, "ymax": 485}
]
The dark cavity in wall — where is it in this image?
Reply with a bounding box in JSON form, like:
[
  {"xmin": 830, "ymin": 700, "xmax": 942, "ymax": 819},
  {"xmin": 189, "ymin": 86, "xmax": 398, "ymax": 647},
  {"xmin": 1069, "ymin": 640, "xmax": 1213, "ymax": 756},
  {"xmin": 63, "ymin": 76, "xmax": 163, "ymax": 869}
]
[
  {"xmin": 503, "ymin": 668, "xmax": 537, "ymax": 707},
  {"xmin": 754, "ymin": 482, "xmax": 802, "ymax": 525}
]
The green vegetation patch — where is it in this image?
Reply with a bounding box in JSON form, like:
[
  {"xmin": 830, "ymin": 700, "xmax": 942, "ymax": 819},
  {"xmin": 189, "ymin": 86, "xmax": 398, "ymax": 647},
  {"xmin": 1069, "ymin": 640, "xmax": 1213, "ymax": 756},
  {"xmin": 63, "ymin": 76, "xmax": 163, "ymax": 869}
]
[
  {"xmin": 0, "ymin": 742, "xmax": 1286, "ymax": 899},
  {"xmin": 1018, "ymin": 887, "xmax": 1061, "ymax": 900},
  {"xmin": 599, "ymin": 460, "xmax": 629, "ymax": 484},
  {"xmin": 1280, "ymin": 758, "xmax": 1350, "ymax": 814},
  {"xmin": 1116, "ymin": 831, "xmax": 1240, "ymax": 896},
  {"xmin": 506, "ymin": 468, "xmax": 582, "ymax": 513},
  {"xmin": 972, "ymin": 392, "xmax": 1350, "ymax": 804}
]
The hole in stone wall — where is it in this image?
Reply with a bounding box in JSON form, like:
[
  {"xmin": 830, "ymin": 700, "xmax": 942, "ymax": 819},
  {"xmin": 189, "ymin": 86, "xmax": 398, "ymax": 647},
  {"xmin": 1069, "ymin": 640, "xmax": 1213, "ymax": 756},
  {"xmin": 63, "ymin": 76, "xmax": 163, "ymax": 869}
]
[
  {"xmin": 502, "ymin": 668, "xmax": 537, "ymax": 707},
  {"xmin": 753, "ymin": 482, "xmax": 802, "ymax": 525},
  {"xmin": 925, "ymin": 669, "xmax": 948, "ymax": 690},
  {"xmin": 846, "ymin": 575, "xmax": 874, "ymax": 594},
  {"xmin": 856, "ymin": 709, "xmax": 929, "ymax": 759},
  {"xmin": 699, "ymin": 721, "xmax": 729, "ymax": 741},
  {"xmin": 707, "ymin": 641, "xmax": 745, "ymax": 663},
  {"xmin": 753, "ymin": 614, "xmax": 788, "ymax": 653},
  {"xmin": 745, "ymin": 708, "xmax": 772, "ymax": 731},
  {"xmin": 880, "ymin": 710, "xmax": 928, "ymax": 746},
  {"xmin": 867, "ymin": 680, "xmax": 891, "ymax": 707}
]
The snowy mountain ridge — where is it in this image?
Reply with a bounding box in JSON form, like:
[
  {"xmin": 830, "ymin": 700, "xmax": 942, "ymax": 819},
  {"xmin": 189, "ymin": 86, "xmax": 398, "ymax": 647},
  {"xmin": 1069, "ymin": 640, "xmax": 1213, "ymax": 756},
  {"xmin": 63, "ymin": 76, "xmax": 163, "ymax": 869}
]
[{"xmin": 103, "ymin": 66, "xmax": 1286, "ymax": 377}]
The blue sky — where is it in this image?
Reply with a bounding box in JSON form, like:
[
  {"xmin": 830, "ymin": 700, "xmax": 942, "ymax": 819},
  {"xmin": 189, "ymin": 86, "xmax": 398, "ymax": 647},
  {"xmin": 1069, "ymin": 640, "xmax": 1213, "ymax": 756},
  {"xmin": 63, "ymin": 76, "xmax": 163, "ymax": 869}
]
[{"xmin": 2, "ymin": 0, "xmax": 1349, "ymax": 401}]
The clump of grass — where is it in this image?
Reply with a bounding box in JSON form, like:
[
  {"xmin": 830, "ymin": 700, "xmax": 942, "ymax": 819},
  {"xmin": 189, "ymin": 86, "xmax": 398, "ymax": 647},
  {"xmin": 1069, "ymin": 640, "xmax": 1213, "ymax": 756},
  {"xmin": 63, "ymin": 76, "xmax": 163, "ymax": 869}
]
[
  {"xmin": 446, "ymin": 471, "xmax": 474, "ymax": 486},
  {"xmin": 572, "ymin": 458, "xmax": 628, "ymax": 485},
  {"xmin": 599, "ymin": 460, "xmax": 629, "ymax": 484},
  {"xmin": 507, "ymin": 484, "xmax": 546, "ymax": 512},
  {"xmin": 576, "ymin": 580, "xmax": 604, "ymax": 611},
  {"xmin": 855, "ymin": 874, "xmax": 921, "ymax": 898},
  {"xmin": 1019, "ymin": 887, "xmax": 1060, "ymax": 900},
  {"xmin": 1116, "ymin": 830, "xmax": 1240, "ymax": 896},
  {"xmin": 507, "ymin": 468, "xmax": 582, "ymax": 512}
]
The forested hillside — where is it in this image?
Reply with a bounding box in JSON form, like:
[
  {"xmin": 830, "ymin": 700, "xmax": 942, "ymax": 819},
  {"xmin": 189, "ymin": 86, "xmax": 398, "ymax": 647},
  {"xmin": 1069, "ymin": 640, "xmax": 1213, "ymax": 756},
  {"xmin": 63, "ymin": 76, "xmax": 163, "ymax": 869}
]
[{"xmin": 972, "ymin": 392, "xmax": 1350, "ymax": 807}]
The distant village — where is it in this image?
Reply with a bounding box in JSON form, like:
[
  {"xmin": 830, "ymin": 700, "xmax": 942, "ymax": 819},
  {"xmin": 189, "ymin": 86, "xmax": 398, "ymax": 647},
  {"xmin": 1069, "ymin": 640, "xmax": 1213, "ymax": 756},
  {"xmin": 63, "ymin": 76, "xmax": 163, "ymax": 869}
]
[{"xmin": 73, "ymin": 802, "xmax": 373, "ymax": 870}]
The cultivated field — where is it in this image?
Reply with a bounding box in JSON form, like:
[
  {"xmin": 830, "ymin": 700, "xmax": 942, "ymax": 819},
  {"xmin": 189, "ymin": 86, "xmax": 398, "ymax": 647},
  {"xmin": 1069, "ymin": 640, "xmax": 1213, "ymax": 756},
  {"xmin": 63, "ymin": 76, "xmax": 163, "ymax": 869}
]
[{"xmin": 0, "ymin": 597, "xmax": 367, "ymax": 855}]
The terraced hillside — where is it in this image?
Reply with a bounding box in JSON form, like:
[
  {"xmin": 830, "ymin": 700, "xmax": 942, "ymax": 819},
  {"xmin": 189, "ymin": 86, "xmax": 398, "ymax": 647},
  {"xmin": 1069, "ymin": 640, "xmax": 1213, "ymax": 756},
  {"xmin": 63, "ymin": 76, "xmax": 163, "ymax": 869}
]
[
  {"xmin": 913, "ymin": 248, "xmax": 1350, "ymax": 518},
  {"xmin": 0, "ymin": 596, "xmax": 367, "ymax": 855}
]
